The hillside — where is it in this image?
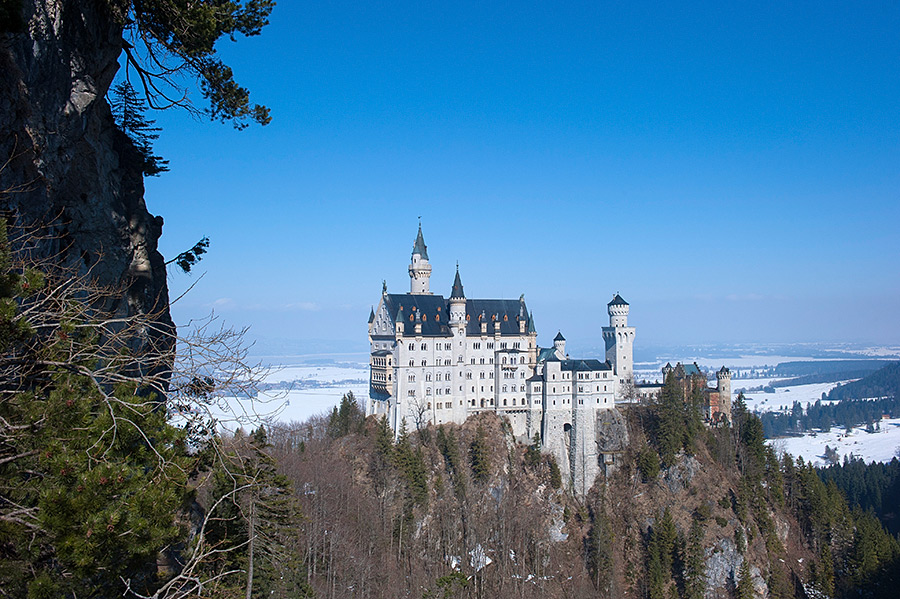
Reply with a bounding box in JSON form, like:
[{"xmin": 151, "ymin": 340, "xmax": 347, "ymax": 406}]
[
  {"xmin": 261, "ymin": 396, "xmax": 900, "ymax": 599},
  {"xmin": 827, "ymin": 362, "xmax": 900, "ymax": 401}
]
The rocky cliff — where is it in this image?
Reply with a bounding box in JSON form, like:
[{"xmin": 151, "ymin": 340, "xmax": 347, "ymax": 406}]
[{"xmin": 0, "ymin": 1, "xmax": 171, "ymax": 340}]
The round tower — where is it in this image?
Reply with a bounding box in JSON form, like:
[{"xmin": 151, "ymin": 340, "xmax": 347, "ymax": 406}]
[
  {"xmin": 607, "ymin": 293, "xmax": 629, "ymax": 327},
  {"xmin": 602, "ymin": 293, "xmax": 635, "ymax": 392},
  {"xmin": 409, "ymin": 222, "xmax": 432, "ymax": 294},
  {"xmin": 553, "ymin": 331, "xmax": 566, "ymax": 357},
  {"xmin": 449, "ymin": 266, "xmax": 466, "ymax": 325}
]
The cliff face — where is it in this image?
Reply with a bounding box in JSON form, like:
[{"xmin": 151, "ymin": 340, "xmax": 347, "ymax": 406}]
[{"xmin": 0, "ymin": 0, "xmax": 171, "ymax": 336}]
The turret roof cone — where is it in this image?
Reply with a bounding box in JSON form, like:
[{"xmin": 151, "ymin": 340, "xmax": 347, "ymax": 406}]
[
  {"xmin": 554, "ymin": 331, "xmax": 566, "ymax": 341},
  {"xmin": 608, "ymin": 293, "xmax": 629, "ymax": 307},
  {"xmin": 412, "ymin": 223, "xmax": 428, "ymax": 259},
  {"xmin": 450, "ymin": 266, "xmax": 465, "ymax": 298}
]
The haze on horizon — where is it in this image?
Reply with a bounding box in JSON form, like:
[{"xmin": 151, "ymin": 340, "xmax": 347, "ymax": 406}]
[{"xmin": 145, "ymin": 2, "xmax": 899, "ymax": 352}]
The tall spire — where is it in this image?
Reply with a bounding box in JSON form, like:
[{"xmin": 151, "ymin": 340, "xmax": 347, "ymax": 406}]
[
  {"xmin": 412, "ymin": 220, "xmax": 428, "ymax": 260},
  {"xmin": 450, "ymin": 264, "xmax": 465, "ymax": 299},
  {"xmin": 409, "ymin": 221, "xmax": 432, "ymax": 294}
]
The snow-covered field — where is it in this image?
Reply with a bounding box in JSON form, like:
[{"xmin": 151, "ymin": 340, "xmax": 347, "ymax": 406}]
[
  {"xmin": 741, "ymin": 380, "xmax": 848, "ymax": 413},
  {"xmin": 262, "ymin": 363, "xmax": 368, "ymax": 385},
  {"xmin": 210, "ymin": 352, "xmax": 900, "ymax": 464},
  {"xmin": 770, "ymin": 419, "xmax": 900, "ymax": 467}
]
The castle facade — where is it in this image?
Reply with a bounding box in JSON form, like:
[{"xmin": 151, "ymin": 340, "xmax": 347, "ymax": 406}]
[{"xmin": 366, "ymin": 225, "xmax": 729, "ymax": 494}]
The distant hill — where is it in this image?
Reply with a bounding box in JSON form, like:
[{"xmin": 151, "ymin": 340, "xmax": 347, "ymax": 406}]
[
  {"xmin": 827, "ymin": 362, "xmax": 900, "ymax": 401},
  {"xmin": 773, "ymin": 360, "xmax": 889, "ymax": 377}
]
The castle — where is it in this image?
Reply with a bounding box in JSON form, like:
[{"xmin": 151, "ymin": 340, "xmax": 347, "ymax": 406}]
[{"xmin": 367, "ymin": 225, "xmax": 731, "ymax": 494}]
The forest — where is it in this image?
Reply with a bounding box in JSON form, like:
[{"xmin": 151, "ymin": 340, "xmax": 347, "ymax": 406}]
[{"xmin": 2, "ymin": 223, "xmax": 899, "ymax": 597}]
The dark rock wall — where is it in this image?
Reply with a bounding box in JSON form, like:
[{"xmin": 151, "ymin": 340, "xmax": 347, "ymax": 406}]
[{"xmin": 0, "ymin": 0, "xmax": 172, "ymax": 341}]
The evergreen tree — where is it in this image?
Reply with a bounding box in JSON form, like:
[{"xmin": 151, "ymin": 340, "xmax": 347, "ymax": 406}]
[
  {"xmin": 0, "ymin": 222, "xmax": 191, "ymax": 597},
  {"xmin": 470, "ymin": 424, "xmax": 491, "ymax": 483},
  {"xmin": 683, "ymin": 519, "xmax": 706, "ymax": 599},
  {"xmin": 735, "ymin": 559, "xmax": 754, "ymax": 599},
  {"xmin": 110, "ymin": 80, "xmax": 170, "ymax": 176}
]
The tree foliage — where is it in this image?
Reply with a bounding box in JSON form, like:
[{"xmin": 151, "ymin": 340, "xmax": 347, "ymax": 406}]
[
  {"xmin": 0, "ymin": 221, "xmax": 287, "ymax": 598},
  {"xmin": 110, "ymin": 80, "xmax": 170, "ymax": 176},
  {"xmin": 116, "ymin": 0, "xmax": 276, "ymax": 129}
]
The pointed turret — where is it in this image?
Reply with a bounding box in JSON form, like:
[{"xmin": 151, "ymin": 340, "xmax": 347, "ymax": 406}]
[
  {"xmin": 368, "ymin": 306, "xmax": 375, "ymax": 324},
  {"xmin": 409, "ymin": 222, "xmax": 432, "ymax": 294},
  {"xmin": 450, "ymin": 266, "xmax": 465, "ymax": 299},
  {"xmin": 412, "ymin": 222, "xmax": 428, "ymax": 260},
  {"xmin": 553, "ymin": 331, "xmax": 566, "ymax": 357},
  {"xmin": 449, "ymin": 265, "xmax": 467, "ymax": 326},
  {"xmin": 527, "ymin": 311, "xmax": 536, "ymax": 334}
]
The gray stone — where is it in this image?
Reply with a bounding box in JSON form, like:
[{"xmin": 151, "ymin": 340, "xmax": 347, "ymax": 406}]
[{"xmin": 1, "ymin": 1, "xmax": 172, "ymax": 357}]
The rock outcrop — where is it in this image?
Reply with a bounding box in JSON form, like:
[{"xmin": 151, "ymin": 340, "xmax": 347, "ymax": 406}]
[{"xmin": 1, "ymin": 1, "xmax": 171, "ymax": 343}]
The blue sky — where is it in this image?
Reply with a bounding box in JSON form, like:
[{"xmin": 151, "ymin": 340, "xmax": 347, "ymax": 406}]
[{"xmin": 142, "ymin": 1, "xmax": 900, "ymax": 354}]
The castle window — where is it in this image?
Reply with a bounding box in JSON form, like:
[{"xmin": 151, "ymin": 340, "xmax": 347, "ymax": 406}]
[
  {"xmin": 426, "ymin": 388, "xmax": 431, "ymax": 395},
  {"xmin": 409, "ymin": 343, "xmax": 414, "ymax": 351},
  {"xmin": 445, "ymin": 359, "xmax": 451, "ymax": 366},
  {"xmin": 409, "ymin": 360, "xmax": 414, "ymax": 366},
  {"xmin": 471, "ymin": 358, "xmax": 475, "ymax": 364},
  {"xmin": 408, "ymin": 375, "xmax": 415, "ymax": 382},
  {"xmin": 512, "ymin": 398, "xmax": 516, "ymax": 405},
  {"xmin": 421, "ymin": 360, "xmax": 427, "ymax": 366},
  {"xmin": 427, "ymin": 402, "xmax": 431, "ymax": 409},
  {"xmin": 514, "ymin": 342, "xmax": 520, "ymax": 349},
  {"xmin": 502, "ymin": 385, "xmax": 507, "ymax": 393},
  {"xmin": 487, "ymin": 343, "xmax": 494, "ymax": 349},
  {"xmin": 502, "ymin": 357, "xmax": 507, "ymax": 364},
  {"xmin": 446, "ymin": 388, "xmax": 451, "ymax": 395},
  {"xmin": 511, "ymin": 357, "xmax": 517, "ymax": 365},
  {"xmin": 520, "ymin": 385, "xmax": 525, "ymax": 392},
  {"xmin": 466, "ymin": 372, "xmax": 472, "ymax": 380},
  {"xmin": 480, "ymin": 358, "xmax": 485, "ymax": 364},
  {"xmin": 421, "ymin": 343, "xmax": 427, "ymax": 350},
  {"xmin": 503, "ymin": 398, "xmax": 507, "ymax": 405},
  {"xmin": 489, "ymin": 358, "xmax": 494, "ymax": 364},
  {"xmin": 480, "ymin": 372, "xmax": 485, "ymax": 379}
]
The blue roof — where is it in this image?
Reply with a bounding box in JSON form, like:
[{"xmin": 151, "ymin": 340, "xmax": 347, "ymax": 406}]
[
  {"xmin": 608, "ymin": 293, "xmax": 628, "ymax": 307},
  {"xmin": 412, "ymin": 224, "xmax": 428, "ymax": 259},
  {"xmin": 561, "ymin": 359, "xmax": 611, "ymax": 372},
  {"xmin": 383, "ymin": 293, "xmax": 530, "ymax": 338},
  {"xmin": 554, "ymin": 331, "xmax": 565, "ymax": 341},
  {"xmin": 450, "ymin": 268, "xmax": 465, "ymax": 298}
]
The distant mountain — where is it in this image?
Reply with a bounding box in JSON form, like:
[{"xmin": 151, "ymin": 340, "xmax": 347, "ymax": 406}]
[
  {"xmin": 827, "ymin": 362, "xmax": 900, "ymax": 401},
  {"xmin": 774, "ymin": 360, "xmax": 889, "ymax": 377}
]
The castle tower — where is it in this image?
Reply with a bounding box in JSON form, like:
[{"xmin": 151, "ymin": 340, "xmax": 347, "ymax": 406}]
[
  {"xmin": 449, "ymin": 266, "xmax": 466, "ymax": 326},
  {"xmin": 409, "ymin": 223, "xmax": 432, "ymax": 294},
  {"xmin": 716, "ymin": 367, "xmax": 732, "ymax": 423},
  {"xmin": 553, "ymin": 331, "xmax": 566, "ymax": 358},
  {"xmin": 602, "ymin": 294, "xmax": 635, "ymax": 392}
]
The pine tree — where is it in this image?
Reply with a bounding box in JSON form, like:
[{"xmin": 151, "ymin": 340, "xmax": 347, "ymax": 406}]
[
  {"xmin": 683, "ymin": 519, "xmax": 706, "ymax": 599},
  {"xmin": 470, "ymin": 424, "xmax": 491, "ymax": 483},
  {"xmin": 110, "ymin": 80, "xmax": 170, "ymax": 176},
  {"xmin": 736, "ymin": 558, "xmax": 754, "ymax": 599}
]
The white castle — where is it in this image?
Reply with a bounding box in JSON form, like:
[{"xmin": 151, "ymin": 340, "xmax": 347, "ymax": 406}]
[{"xmin": 366, "ymin": 224, "xmax": 653, "ymax": 494}]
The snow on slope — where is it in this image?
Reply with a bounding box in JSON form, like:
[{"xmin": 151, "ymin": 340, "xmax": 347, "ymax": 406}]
[{"xmin": 770, "ymin": 420, "xmax": 900, "ymax": 467}]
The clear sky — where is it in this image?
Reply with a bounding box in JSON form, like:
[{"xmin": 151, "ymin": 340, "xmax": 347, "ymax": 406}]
[{"xmin": 142, "ymin": 1, "xmax": 900, "ymax": 355}]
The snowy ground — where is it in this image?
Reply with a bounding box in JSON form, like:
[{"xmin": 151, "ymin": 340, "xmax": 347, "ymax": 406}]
[
  {"xmin": 208, "ymin": 353, "xmax": 900, "ymax": 464},
  {"xmin": 770, "ymin": 419, "xmax": 900, "ymax": 467},
  {"xmin": 741, "ymin": 380, "xmax": 848, "ymax": 413}
]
